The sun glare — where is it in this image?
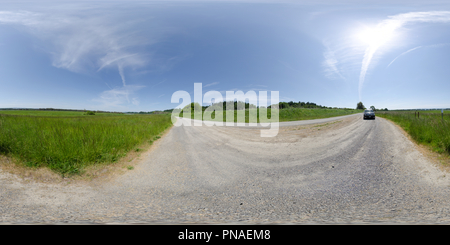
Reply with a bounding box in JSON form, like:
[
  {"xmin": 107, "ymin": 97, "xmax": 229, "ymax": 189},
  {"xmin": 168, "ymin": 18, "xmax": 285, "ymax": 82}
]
[{"xmin": 356, "ymin": 24, "xmax": 397, "ymax": 48}]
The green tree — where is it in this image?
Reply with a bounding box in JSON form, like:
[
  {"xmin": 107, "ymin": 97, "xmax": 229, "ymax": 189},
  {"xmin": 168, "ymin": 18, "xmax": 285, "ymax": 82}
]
[
  {"xmin": 183, "ymin": 102, "xmax": 202, "ymax": 112},
  {"xmin": 370, "ymin": 106, "xmax": 375, "ymax": 111},
  {"xmin": 356, "ymin": 102, "xmax": 365, "ymax": 110}
]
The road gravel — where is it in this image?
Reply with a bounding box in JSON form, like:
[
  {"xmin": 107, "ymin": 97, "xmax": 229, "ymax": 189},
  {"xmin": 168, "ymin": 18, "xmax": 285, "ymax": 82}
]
[{"xmin": 2, "ymin": 113, "xmax": 450, "ymax": 224}]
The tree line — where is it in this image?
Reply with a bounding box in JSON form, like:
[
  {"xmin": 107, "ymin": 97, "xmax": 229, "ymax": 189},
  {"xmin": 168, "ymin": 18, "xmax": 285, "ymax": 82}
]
[
  {"xmin": 177, "ymin": 100, "xmax": 345, "ymax": 112},
  {"xmin": 356, "ymin": 102, "xmax": 388, "ymax": 111},
  {"xmin": 270, "ymin": 101, "xmax": 328, "ymax": 109}
]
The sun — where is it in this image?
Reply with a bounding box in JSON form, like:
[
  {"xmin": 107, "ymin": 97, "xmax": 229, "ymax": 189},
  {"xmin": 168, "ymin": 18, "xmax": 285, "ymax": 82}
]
[{"xmin": 356, "ymin": 24, "xmax": 397, "ymax": 48}]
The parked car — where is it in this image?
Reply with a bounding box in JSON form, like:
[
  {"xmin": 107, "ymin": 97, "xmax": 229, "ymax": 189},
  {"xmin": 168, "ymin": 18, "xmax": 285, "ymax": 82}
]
[{"xmin": 363, "ymin": 109, "xmax": 375, "ymax": 120}]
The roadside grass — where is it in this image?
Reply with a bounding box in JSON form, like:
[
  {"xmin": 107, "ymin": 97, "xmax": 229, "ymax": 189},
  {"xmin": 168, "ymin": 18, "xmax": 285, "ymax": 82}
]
[
  {"xmin": 277, "ymin": 108, "xmax": 362, "ymax": 122},
  {"xmin": 0, "ymin": 110, "xmax": 124, "ymax": 117},
  {"xmin": 377, "ymin": 111, "xmax": 450, "ymax": 156},
  {"xmin": 0, "ymin": 113, "xmax": 172, "ymax": 177},
  {"xmin": 176, "ymin": 108, "xmax": 363, "ymax": 123}
]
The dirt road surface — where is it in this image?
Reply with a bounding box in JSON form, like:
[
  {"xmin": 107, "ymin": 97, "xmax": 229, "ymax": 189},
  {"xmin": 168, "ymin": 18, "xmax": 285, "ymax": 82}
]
[{"xmin": 2, "ymin": 113, "xmax": 450, "ymax": 224}]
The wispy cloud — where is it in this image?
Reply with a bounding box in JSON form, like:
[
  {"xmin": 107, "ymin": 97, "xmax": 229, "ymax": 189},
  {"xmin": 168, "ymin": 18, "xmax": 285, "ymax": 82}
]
[
  {"xmin": 93, "ymin": 85, "xmax": 145, "ymax": 109},
  {"xmin": 322, "ymin": 40, "xmax": 346, "ymax": 80},
  {"xmin": 2, "ymin": 11, "xmax": 148, "ymax": 75},
  {"xmin": 150, "ymin": 80, "xmax": 166, "ymax": 88},
  {"xmin": 358, "ymin": 11, "xmax": 450, "ymax": 101},
  {"xmin": 387, "ymin": 43, "xmax": 450, "ymax": 68},
  {"xmin": 322, "ymin": 11, "xmax": 450, "ymax": 101},
  {"xmin": 387, "ymin": 46, "xmax": 422, "ymax": 68},
  {"xmin": 203, "ymin": 82, "xmax": 220, "ymax": 88},
  {"xmin": 0, "ymin": 7, "xmax": 155, "ymax": 108}
]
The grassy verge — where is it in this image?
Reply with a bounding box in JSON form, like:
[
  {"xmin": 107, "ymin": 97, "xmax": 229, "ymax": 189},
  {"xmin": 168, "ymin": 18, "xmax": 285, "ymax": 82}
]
[
  {"xmin": 277, "ymin": 108, "xmax": 362, "ymax": 122},
  {"xmin": 377, "ymin": 111, "xmax": 450, "ymax": 155},
  {"xmin": 177, "ymin": 108, "xmax": 363, "ymax": 123},
  {"xmin": 0, "ymin": 110, "xmax": 124, "ymax": 117},
  {"xmin": 0, "ymin": 112, "xmax": 172, "ymax": 176}
]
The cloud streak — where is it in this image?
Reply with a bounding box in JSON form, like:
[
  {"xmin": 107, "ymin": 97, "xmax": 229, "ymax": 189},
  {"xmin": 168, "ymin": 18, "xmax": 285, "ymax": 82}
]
[
  {"xmin": 8, "ymin": 11, "xmax": 148, "ymax": 75},
  {"xmin": 322, "ymin": 40, "xmax": 346, "ymax": 80},
  {"xmin": 358, "ymin": 11, "xmax": 450, "ymax": 101},
  {"xmin": 322, "ymin": 11, "xmax": 450, "ymax": 102},
  {"xmin": 203, "ymin": 82, "xmax": 220, "ymax": 88},
  {"xmin": 387, "ymin": 43, "xmax": 450, "ymax": 68},
  {"xmin": 0, "ymin": 7, "xmax": 154, "ymax": 108},
  {"xmin": 387, "ymin": 46, "xmax": 422, "ymax": 68},
  {"xmin": 93, "ymin": 85, "xmax": 145, "ymax": 109}
]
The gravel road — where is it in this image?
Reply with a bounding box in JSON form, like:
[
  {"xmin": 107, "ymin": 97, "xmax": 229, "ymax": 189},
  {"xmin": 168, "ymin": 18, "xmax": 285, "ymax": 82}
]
[{"xmin": 2, "ymin": 113, "xmax": 450, "ymax": 224}]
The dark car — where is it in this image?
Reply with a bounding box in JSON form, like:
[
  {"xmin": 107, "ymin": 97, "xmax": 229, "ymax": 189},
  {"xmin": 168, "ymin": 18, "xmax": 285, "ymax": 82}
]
[{"xmin": 363, "ymin": 109, "xmax": 375, "ymax": 120}]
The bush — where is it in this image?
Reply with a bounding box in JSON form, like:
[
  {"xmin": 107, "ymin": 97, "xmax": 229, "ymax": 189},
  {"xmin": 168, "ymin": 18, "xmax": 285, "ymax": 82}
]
[{"xmin": 85, "ymin": 110, "xmax": 95, "ymax": 115}]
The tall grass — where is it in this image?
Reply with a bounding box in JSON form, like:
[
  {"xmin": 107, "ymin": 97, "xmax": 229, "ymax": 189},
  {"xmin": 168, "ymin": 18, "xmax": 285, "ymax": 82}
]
[
  {"xmin": 377, "ymin": 111, "xmax": 450, "ymax": 155},
  {"xmin": 0, "ymin": 110, "xmax": 124, "ymax": 117},
  {"xmin": 0, "ymin": 113, "xmax": 172, "ymax": 176}
]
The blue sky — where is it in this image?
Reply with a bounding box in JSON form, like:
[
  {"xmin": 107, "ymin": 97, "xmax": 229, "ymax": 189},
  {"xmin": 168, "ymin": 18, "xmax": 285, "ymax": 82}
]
[{"xmin": 1, "ymin": 0, "xmax": 450, "ymax": 111}]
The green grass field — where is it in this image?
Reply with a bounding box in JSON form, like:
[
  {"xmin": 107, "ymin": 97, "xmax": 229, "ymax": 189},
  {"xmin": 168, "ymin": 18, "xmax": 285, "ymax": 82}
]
[
  {"xmin": 177, "ymin": 107, "xmax": 363, "ymax": 123},
  {"xmin": 377, "ymin": 110, "xmax": 450, "ymax": 155},
  {"xmin": 0, "ymin": 110, "xmax": 124, "ymax": 117},
  {"xmin": 0, "ymin": 107, "xmax": 361, "ymax": 176},
  {"xmin": 0, "ymin": 111, "xmax": 172, "ymax": 176}
]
